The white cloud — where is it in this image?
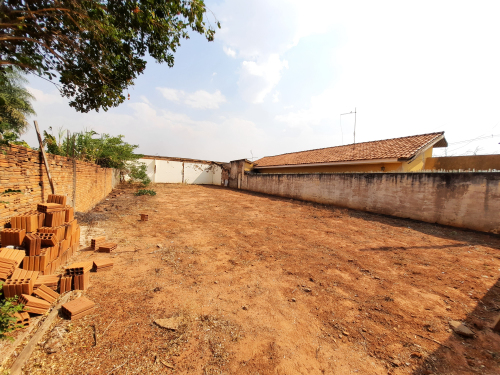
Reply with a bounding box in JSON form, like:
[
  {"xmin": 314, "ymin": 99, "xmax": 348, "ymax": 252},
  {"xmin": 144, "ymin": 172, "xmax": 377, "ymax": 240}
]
[
  {"xmin": 238, "ymin": 54, "xmax": 288, "ymax": 103},
  {"xmin": 28, "ymin": 87, "xmax": 65, "ymax": 104},
  {"xmin": 126, "ymin": 100, "xmax": 265, "ymax": 160},
  {"xmin": 213, "ymin": 0, "xmax": 317, "ymax": 104},
  {"xmin": 223, "ymin": 46, "xmax": 236, "ymax": 58},
  {"xmin": 23, "ymin": 88, "xmax": 265, "ymax": 161},
  {"xmin": 274, "ymin": 1, "xmax": 500, "ymax": 153},
  {"xmin": 272, "ymin": 91, "xmax": 280, "ymax": 103},
  {"xmin": 184, "ymin": 90, "xmax": 227, "ymax": 109},
  {"xmin": 157, "ymin": 87, "xmax": 182, "ymax": 102},
  {"xmin": 24, "ymin": 1, "xmax": 500, "ymax": 161},
  {"xmin": 156, "ymin": 87, "xmax": 227, "ymax": 109}
]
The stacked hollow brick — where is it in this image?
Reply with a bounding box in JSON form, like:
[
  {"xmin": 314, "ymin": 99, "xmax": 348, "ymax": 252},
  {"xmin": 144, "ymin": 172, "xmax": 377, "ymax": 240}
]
[
  {"xmin": 0, "ymin": 248, "xmax": 26, "ymax": 279},
  {"xmin": 8, "ymin": 196, "xmax": 82, "ymax": 275},
  {"xmin": 0, "ymin": 194, "xmax": 83, "ymax": 323},
  {"xmin": 91, "ymin": 236, "xmax": 106, "ymax": 250},
  {"xmin": 3, "ymin": 269, "xmax": 38, "ymax": 298},
  {"xmin": 1, "ymin": 228, "xmax": 26, "ymax": 247},
  {"xmin": 34, "ymin": 275, "xmax": 60, "ymax": 291},
  {"xmin": 90, "ymin": 235, "xmax": 117, "ymax": 253},
  {"xmin": 65, "ymin": 262, "xmax": 92, "ymax": 290}
]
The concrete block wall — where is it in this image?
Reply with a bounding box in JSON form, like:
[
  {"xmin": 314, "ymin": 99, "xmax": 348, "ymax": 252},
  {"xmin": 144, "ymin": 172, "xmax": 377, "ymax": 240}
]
[
  {"xmin": 0, "ymin": 144, "xmax": 120, "ymax": 226},
  {"xmin": 241, "ymin": 171, "xmax": 500, "ymax": 233}
]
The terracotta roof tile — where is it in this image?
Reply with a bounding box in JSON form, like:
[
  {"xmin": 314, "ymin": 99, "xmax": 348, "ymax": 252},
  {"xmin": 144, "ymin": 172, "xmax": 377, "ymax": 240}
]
[{"xmin": 254, "ymin": 132, "xmax": 445, "ymax": 168}]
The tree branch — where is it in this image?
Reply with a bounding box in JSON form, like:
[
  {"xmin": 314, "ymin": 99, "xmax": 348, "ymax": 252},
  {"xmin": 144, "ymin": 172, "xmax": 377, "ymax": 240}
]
[{"xmin": 0, "ymin": 36, "xmax": 66, "ymax": 62}]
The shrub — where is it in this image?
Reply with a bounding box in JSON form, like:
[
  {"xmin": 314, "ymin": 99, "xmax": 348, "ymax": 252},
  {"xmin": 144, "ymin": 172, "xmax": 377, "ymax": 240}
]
[
  {"xmin": 0, "ymin": 282, "xmax": 24, "ymax": 341},
  {"xmin": 128, "ymin": 163, "xmax": 151, "ymax": 187},
  {"xmin": 135, "ymin": 189, "xmax": 156, "ymax": 196}
]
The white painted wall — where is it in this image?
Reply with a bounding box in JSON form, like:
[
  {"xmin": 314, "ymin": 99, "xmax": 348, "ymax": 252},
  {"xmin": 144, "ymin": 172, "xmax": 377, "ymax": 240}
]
[
  {"xmin": 183, "ymin": 163, "xmax": 217, "ymax": 184},
  {"xmin": 142, "ymin": 158, "xmax": 156, "ymax": 182},
  {"xmin": 212, "ymin": 165, "xmax": 222, "ymax": 185},
  {"xmin": 137, "ymin": 158, "xmax": 222, "ymax": 185},
  {"xmin": 155, "ymin": 160, "xmax": 183, "ymax": 183}
]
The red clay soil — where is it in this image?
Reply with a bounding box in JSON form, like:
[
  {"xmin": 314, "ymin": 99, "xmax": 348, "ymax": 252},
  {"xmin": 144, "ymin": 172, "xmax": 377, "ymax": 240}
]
[{"xmin": 17, "ymin": 184, "xmax": 500, "ymax": 374}]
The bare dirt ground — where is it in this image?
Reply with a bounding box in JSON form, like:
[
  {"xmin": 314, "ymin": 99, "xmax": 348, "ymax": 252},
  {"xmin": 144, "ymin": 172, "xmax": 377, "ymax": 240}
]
[{"xmin": 9, "ymin": 184, "xmax": 500, "ymax": 374}]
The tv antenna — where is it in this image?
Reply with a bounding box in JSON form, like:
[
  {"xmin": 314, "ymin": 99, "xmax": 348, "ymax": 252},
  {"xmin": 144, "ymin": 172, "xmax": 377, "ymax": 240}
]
[{"xmin": 340, "ymin": 107, "xmax": 357, "ymax": 145}]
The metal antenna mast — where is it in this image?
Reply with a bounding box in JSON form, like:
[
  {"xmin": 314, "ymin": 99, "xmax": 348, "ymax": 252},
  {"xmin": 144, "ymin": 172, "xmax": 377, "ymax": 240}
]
[{"xmin": 340, "ymin": 108, "xmax": 357, "ymax": 145}]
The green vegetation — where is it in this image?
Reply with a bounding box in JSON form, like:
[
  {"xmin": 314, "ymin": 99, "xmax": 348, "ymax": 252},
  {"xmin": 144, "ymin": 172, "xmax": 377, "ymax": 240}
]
[
  {"xmin": 0, "ymin": 283, "xmax": 24, "ymax": 341},
  {"xmin": 43, "ymin": 127, "xmax": 150, "ymax": 184},
  {"xmin": 128, "ymin": 163, "xmax": 151, "ymax": 187},
  {"xmin": 0, "ymin": 67, "xmax": 35, "ymax": 145},
  {"xmin": 1, "ymin": 0, "xmax": 219, "ymax": 113},
  {"xmin": 44, "ymin": 128, "xmax": 141, "ymax": 169},
  {"xmin": 135, "ymin": 189, "xmax": 156, "ymax": 196},
  {"xmin": 1, "ymin": 189, "xmax": 22, "ymax": 195}
]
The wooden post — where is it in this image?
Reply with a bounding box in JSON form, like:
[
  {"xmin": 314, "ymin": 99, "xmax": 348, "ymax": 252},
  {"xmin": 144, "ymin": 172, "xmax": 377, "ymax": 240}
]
[
  {"xmin": 72, "ymin": 134, "xmax": 76, "ymax": 208},
  {"xmin": 33, "ymin": 121, "xmax": 55, "ymax": 195}
]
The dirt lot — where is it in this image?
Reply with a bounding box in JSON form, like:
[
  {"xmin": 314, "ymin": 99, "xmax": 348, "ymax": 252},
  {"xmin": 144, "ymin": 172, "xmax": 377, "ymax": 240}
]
[{"xmin": 9, "ymin": 184, "xmax": 500, "ymax": 374}]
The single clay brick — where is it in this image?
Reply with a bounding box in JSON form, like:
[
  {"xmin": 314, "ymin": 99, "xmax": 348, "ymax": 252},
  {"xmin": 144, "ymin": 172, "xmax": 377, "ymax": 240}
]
[
  {"xmin": 19, "ymin": 294, "xmax": 51, "ymax": 309},
  {"xmin": 61, "ymin": 296, "xmax": 95, "ymax": 317}
]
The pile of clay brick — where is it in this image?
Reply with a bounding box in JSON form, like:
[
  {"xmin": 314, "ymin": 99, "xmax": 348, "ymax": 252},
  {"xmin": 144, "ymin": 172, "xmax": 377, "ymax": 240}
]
[
  {"xmin": 0, "ymin": 194, "xmax": 80, "ymax": 276},
  {"xmin": 0, "ymin": 193, "xmax": 117, "ymax": 330},
  {"xmin": 0, "ymin": 194, "xmax": 81, "ymax": 326},
  {"xmin": 4, "ymin": 256, "xmax": 111, "ymax": 324}
]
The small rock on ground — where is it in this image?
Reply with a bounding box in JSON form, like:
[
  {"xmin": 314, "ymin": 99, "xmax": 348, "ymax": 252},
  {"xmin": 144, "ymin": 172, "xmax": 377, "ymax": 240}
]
[
  {"xmin": 154, "ymin": 317, "xmax": 184, "ymax": 331},
  {"xmin": 449, "ymin": 320, "xmax": 474, "ymax": 338}
]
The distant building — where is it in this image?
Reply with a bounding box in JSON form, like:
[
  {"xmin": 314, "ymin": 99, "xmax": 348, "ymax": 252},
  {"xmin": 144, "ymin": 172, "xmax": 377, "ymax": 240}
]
[{"xmin": 252, "ymin": 132, "xmax": 448, "ymax": 173}]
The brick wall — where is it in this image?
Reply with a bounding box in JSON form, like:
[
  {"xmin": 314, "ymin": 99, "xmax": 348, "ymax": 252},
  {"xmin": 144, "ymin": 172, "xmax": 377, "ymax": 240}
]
[
  {"xmin": 0, "ymin": 144, "xmax": 120, "ymax": 226},
  {"xmin": 234, "ymin": 168, "xmax": 500, "ymax": 233}
]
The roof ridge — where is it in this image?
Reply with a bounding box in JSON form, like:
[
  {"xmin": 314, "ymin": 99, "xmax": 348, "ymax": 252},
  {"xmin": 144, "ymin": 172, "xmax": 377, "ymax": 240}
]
[{"xmin": 255, "ymin": 131, "xmax": 444, "ymax": 162}]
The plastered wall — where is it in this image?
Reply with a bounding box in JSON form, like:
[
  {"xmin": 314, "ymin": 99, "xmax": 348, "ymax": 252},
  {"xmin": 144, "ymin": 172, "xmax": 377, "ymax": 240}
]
[
  {"xmin": 0, "ymin": 144, "xmax": 119, "ymax": 226},
  {"xmin": 425, "ymin": 155, "xmax": 500, "ymax": 171},
  {"xmin": 137, "ymin": 158, "xmax": 222, "ymax": 185},
  {"xmin": 241, "ymin": 171, "xmax": 500, "ymax": 233}
]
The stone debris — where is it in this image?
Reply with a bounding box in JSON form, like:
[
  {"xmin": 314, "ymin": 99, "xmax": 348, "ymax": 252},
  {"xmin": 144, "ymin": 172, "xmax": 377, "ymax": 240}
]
[
  {"xmin": 154, "ymin": 317, "xmax": 184, "ymax": 331},
  {"xmin": 449, "ymin": 320, "xmax": 474, "ymax": 338}
]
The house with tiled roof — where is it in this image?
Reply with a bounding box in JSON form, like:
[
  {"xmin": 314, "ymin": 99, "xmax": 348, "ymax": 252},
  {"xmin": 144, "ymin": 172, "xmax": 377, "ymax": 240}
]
[{"xmin": 252, "ymin": 132, "xmax": 448, "ymax": 173}]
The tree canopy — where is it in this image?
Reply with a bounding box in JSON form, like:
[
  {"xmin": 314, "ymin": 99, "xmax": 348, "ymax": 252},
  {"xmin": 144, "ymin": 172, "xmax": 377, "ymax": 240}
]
[
  {"xmin": 0, "ymin": 66, "xmax": 35, "ymax": 143},
  {"xmin": 0, "ymin": 1, "xmax": 219, "ymax": 112},
  {"xmin": 44, "ymin": 128, "xmax": 141, "ymax": 169},
  {"xmin": 44, "ymin": 127, "xmax": 151, "ymax": 185}
]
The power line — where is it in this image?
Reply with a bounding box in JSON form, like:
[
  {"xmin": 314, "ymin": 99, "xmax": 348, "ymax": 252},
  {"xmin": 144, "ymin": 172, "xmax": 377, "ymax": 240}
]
[
  {"xmin": 447, "ymin": 134, "xmax": 500, "ymax": 146},
  {"xmin": 446, "ymin": 134, "xmax": 500, "ymax": 153}
]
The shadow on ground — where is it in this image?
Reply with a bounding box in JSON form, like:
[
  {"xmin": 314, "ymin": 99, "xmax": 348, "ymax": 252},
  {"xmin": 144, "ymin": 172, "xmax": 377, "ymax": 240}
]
[
  {"xmin": 199, "ymin": 185, "xmax": 500, "ymax": 374},
  {"xmin": 413, "ymin": 277, "xmax": 500, "ymax": 374}
]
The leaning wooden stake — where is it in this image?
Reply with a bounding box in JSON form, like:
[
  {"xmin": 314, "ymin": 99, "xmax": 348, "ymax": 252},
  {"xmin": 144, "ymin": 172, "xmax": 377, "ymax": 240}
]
[
  {"xmin": 9, "ymin": 293, "xmax": 72, "ymax": 375},
  {"xmin": 34, "ymin": 120, "xmax": 55, "ymax": 195}
]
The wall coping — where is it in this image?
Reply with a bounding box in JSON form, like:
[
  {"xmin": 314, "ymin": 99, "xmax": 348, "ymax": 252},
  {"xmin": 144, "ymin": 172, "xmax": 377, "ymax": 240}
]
[{"xmin": 247, "ymin": 170, "xmax": 500, "ymax": 176}]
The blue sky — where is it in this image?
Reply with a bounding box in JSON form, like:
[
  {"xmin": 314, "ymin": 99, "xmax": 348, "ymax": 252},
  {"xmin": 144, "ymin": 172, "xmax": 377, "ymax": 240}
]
[{"xmin": 24, "ymin": 0, "xmax": 500, "ymax": 162}]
